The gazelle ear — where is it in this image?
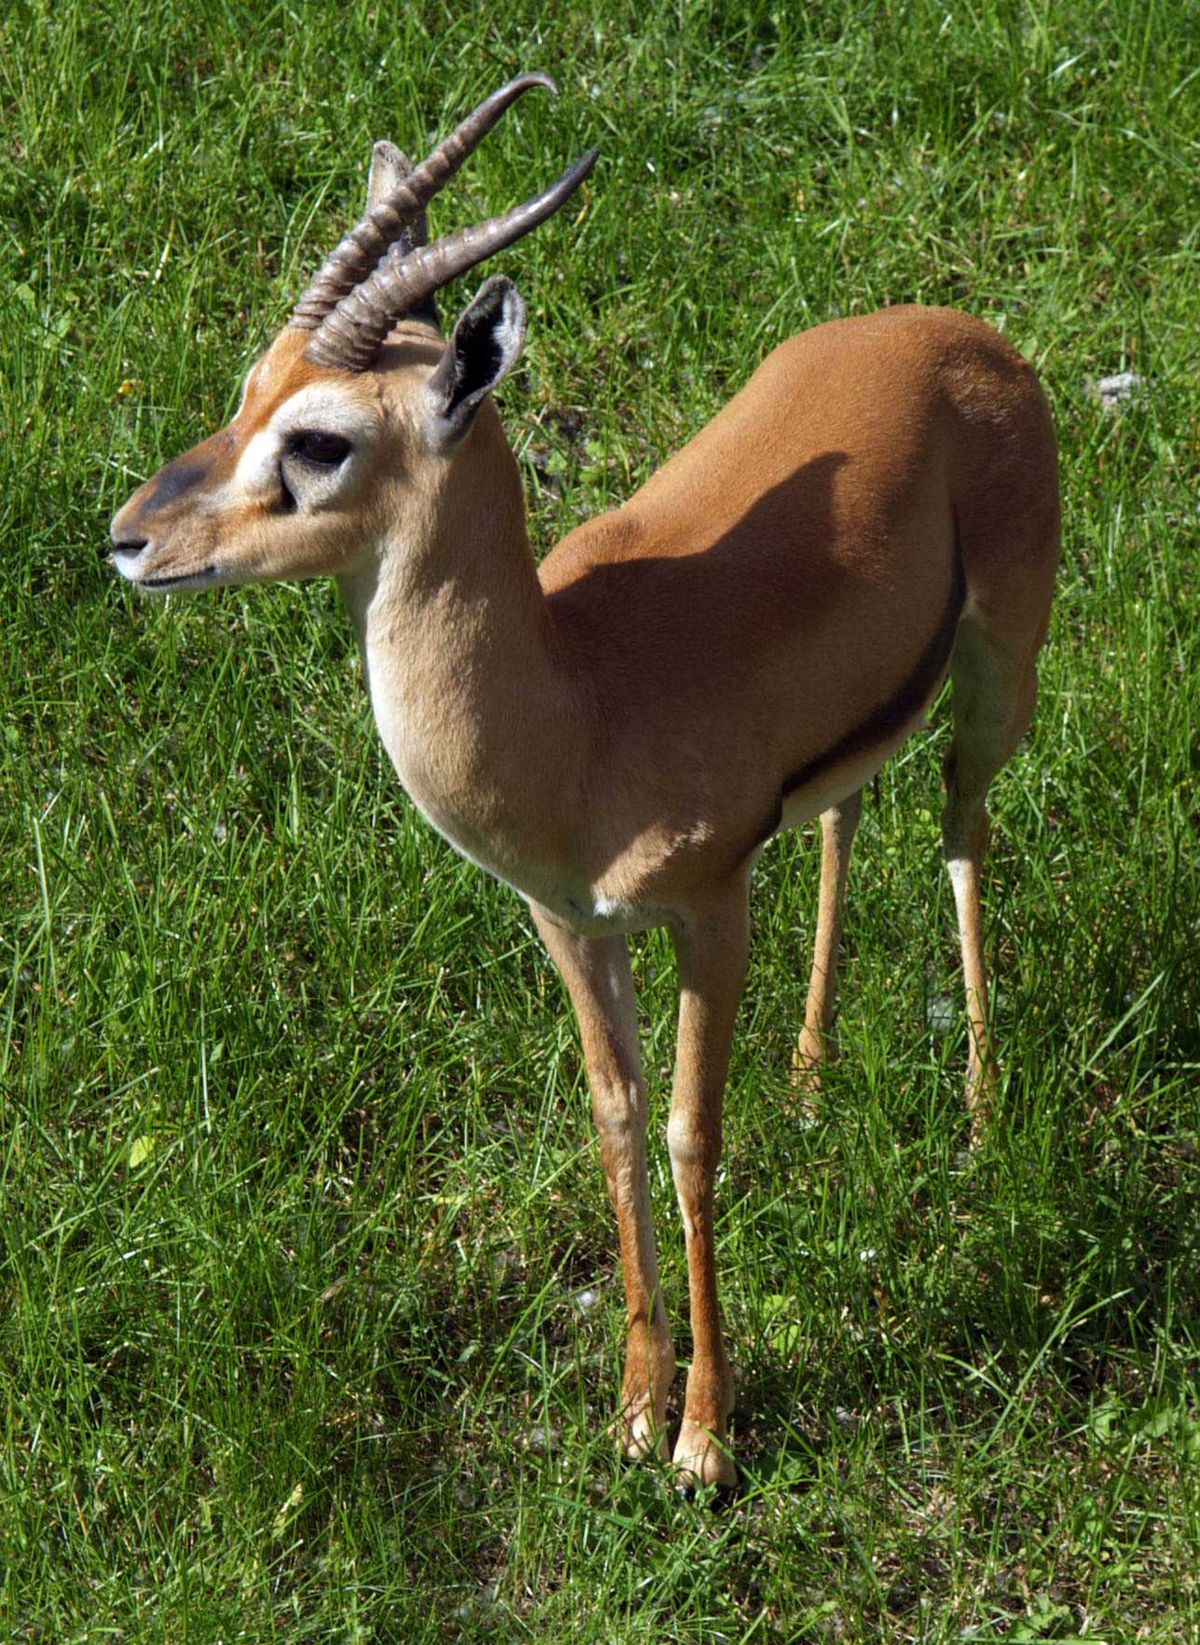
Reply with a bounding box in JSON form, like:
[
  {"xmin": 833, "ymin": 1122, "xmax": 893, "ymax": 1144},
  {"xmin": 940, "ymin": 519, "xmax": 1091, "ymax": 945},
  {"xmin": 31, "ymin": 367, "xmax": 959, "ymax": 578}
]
[
  {"xmin": 366, "ymin": 140, "xmax": 408, "ymax": 207},
  {"xmin": 425, "ymin": 276, "xmax": 527, "ymax": 448},
  {"xmin": 366, "ymin": 140, "xmax": 429, "ymax": 246}
]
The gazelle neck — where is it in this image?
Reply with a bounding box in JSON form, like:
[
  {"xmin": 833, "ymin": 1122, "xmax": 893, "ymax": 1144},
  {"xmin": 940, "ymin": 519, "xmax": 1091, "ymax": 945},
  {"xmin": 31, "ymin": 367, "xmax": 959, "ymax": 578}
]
[{"xmin": 337, "ymin": 403, "xmax": 583, "ymax": 901}]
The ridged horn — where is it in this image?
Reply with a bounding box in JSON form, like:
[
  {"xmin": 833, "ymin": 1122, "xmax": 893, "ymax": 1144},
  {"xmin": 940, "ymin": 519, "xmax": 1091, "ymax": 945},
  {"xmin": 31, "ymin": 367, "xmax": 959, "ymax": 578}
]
[
  {"xmin": 291, "ymin": 73, "xmax": 558, "ymax": 329},
  {"xmin": 305, "ymin": 147, "xmax": 599, "ymax": 372}
]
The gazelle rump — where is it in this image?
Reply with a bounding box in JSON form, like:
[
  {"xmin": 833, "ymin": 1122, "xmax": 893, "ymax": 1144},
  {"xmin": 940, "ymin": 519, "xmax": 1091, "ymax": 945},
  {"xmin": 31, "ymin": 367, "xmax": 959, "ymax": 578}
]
[{"xmin": 110, "ymin": 76, "xmax": 1060, "ymax": 1488}]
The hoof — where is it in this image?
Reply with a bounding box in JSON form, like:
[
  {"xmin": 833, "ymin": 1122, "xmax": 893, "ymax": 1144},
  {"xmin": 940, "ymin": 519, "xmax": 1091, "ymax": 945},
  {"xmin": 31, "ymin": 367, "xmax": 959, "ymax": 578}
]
[
  {"xmin": 966, "ymin": 1062, "xmax": 1000, "ymax": 1148},
  {"xmin": 672, "ymin": 1420, "xmax": 737, "ymax": 1490},
  {"xmin": 624, "ymin": 1414, "xmax": 669, "ymax": 1463},
  {"xmin": 618, "ymin": 1339, "xmax": 676, "ymax": 1463},
  {"xmin": 788, "ymin": 1040, "xmax": 824, "ymax": 1115},
  {"xmin": 791, "ymin": 1047, "xmax": 821, "ymax": 1088},
  {"xmin": 619, "ymin": 1390, "xmax": 670, "ymax": 1463}
]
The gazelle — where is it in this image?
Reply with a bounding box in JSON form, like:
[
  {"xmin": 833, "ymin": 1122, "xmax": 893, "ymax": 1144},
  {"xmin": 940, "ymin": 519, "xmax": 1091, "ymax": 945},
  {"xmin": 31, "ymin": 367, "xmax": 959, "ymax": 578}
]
[{"xmin": 109, "ymin": 74, "xmax": 1060, "ymax": 1488}]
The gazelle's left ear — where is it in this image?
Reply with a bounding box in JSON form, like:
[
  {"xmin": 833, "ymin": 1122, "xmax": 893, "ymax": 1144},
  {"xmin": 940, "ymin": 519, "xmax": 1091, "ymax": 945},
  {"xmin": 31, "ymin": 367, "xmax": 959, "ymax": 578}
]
[
  {"xmin": 366, "ymin": 140, "xmax": 411, "ymax": 210},
  {"xmin": 366, "ymin": 140, "xmax": 430, "ymax": 249},
  {"xmin": 425, "ymin": 275, "xmax": 527, "ymax": 448}
]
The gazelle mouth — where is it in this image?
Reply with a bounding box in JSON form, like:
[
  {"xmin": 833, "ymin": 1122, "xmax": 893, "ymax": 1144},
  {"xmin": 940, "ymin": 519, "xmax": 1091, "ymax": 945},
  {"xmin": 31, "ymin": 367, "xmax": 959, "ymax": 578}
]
[{"xmin": 138, "ymin": 566, "xmax": 220, "ymax": 593}]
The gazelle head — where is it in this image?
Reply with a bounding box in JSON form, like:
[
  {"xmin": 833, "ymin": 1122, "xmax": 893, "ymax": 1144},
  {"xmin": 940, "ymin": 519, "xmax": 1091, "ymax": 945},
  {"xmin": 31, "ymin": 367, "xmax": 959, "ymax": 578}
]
[{"xmin": 109, "ymin": 75, "xmax": 596, "ymax": 593}]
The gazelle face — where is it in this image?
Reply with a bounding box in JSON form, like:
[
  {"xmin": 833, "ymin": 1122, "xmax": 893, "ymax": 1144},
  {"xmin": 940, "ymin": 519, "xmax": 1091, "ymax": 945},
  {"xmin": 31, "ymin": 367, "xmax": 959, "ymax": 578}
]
[
  {"xmin": 108, "ymin": 73, "xmax": 593, "ymax": 596},
  {"xmin": 110, "ymin": 328, "xmax": 394, "ymax": 592}
]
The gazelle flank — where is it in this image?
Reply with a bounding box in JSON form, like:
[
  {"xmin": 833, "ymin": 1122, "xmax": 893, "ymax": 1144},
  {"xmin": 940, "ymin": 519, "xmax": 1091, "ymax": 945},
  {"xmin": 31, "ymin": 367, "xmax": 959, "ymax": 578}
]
[{"xmin": 110, "ymin": 74, "xmax": 1060, "ymax": 1489}]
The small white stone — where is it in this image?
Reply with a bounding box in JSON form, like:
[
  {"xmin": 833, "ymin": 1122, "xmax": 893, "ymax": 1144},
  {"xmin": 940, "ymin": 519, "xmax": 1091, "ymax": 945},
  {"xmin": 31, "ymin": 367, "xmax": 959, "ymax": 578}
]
[
  {"xmin": 927, "ymin": 995, "xmax": 955, "ymax": 1034},
  {"xmin": 1091, "ymin": 371, "xmax": 1145, "ymax": 411}
]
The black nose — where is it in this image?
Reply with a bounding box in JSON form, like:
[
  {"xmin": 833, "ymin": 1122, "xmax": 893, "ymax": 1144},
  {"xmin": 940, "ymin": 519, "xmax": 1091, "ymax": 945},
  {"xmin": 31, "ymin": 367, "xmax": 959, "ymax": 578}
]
[{"xmin": 109, "ymin": 533, "xmax": 149, "ymax": 557}]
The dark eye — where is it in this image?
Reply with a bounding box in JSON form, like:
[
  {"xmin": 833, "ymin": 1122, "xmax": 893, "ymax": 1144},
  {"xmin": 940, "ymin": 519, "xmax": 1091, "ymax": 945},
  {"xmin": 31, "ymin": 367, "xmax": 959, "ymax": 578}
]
[{"xmin": 288, "ymin": 431, "xmax": 351, "ymax": 466}]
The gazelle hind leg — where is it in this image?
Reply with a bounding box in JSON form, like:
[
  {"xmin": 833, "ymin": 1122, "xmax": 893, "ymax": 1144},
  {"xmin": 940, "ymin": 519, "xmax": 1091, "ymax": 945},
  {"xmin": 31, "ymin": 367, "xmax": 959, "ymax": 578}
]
[
  {"xmin": 942, "ymin": 618, "xmax": 1040, "ymax": 1144},
  {"xmin": 793, "ymin": 790, "xmax": 863, "ymax": 1094}
]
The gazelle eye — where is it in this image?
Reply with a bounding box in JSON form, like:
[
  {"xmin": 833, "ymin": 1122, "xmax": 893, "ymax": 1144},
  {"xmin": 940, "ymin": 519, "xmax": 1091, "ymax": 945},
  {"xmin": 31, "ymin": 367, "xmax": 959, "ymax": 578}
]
[{"xmin": 288, "ymin": 431, "xmax": 351, "ymax": 466}]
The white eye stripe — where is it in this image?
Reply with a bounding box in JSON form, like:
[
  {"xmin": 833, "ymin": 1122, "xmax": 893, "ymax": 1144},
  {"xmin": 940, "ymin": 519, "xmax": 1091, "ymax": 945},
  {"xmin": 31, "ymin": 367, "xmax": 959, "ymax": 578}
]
[
  {"xmin": 222, "ymin": 386, "xmax": 380, "ymax": 504},
  {"xmin": 272, "ymin": 387, "xmax": 380, "ymax": 446},
  {"xmin": 230, "ymin": 427, "xmax": 280, "ymax": 498}
]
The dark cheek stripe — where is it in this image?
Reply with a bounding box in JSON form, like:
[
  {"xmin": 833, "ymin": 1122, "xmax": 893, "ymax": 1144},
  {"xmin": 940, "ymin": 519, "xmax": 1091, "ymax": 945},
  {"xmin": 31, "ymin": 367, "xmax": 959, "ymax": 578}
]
[{"xmin": 144, "ymin": 458, "xmax": 212, "ymax": 514}]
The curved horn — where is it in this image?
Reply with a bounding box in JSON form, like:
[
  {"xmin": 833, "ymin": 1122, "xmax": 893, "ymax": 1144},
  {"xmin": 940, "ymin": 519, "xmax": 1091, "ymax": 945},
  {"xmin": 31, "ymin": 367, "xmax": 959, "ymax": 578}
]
[
  {"xmin": 291, "ymin": 73, "xmax": 558, "ymax": 329},
  {"xmin": 306, "ymin": 147, "xmax": 599, "ymax": 372}
]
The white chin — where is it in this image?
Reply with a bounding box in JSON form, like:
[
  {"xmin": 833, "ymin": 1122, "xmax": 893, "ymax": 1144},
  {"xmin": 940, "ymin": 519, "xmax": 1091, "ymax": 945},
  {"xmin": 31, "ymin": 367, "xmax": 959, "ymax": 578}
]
[
  {"xmin": 111, "ymin": 555, "xmax": 222, "ymax": 593},
  {"xmin": 139, "ymin": 567, "xmax": 221, "ymax": 593}
]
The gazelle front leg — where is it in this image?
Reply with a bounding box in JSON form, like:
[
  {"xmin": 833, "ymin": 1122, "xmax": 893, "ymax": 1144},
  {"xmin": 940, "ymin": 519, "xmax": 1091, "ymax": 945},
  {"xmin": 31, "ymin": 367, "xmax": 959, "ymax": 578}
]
[
  {"xmin": 530, "ymin": 906, "xmax": 675, "ymax": 1461},
  {"xmin": 794, "ymin": 789, "xmax": 863, "ymax": 1091},
  {"xmin": 667, "ymin": 881, "xmax": 750, "ymax": 1488}
]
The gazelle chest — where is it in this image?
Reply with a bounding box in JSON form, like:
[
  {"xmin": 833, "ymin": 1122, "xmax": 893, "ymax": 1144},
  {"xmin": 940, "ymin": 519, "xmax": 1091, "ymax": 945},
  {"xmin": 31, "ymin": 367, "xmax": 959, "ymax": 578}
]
[
  {"xmin": 362, "ymin": 658, "xmax": 667, "ymax": 933},
  {"xmin": 357, "ymin": 634, "xmax": 567, "ymax": 906}
]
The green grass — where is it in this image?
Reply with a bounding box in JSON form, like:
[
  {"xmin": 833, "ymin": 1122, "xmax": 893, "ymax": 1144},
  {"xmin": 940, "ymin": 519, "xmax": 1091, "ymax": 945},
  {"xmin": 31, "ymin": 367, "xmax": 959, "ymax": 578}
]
[{"xmin": 2, "ymin": 0, "xmax": 1199, "ymax": 1638}]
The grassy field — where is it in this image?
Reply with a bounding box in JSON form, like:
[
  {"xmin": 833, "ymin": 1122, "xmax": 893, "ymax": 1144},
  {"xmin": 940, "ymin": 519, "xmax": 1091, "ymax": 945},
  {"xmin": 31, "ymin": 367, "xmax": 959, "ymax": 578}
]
[{"xmin": 2, "ymin": 0, "xmax": 1199, "ymax": 1638}]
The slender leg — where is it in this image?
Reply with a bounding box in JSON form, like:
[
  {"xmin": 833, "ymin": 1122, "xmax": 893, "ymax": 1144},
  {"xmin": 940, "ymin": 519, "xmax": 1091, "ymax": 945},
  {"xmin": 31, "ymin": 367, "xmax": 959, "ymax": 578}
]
[
  {"xmin": 941, "ymin": 776, "xmax": 997, "ymax": 1142},
  {"xmin": 794, "ymin": 789, "xmax": 863, "ymax": 1092},
  {"xmin": 531, "ymin": 905, "xmax": 675, "ymax": 1459},
  {"xmin": 943, "ymin": 619, "xmax": 1040, "ymax": 1144},
  {"xmin": 666, "ymin": 880, "xmax": 750, "ymax": 1487}
]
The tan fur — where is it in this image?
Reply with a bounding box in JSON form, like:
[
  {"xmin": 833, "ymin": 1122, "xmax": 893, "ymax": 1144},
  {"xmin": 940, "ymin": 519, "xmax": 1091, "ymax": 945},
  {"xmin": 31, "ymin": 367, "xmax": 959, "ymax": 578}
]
[{"xmin": 112, "ymin": 298, "xmax": 1059, "ymax": 1487}]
